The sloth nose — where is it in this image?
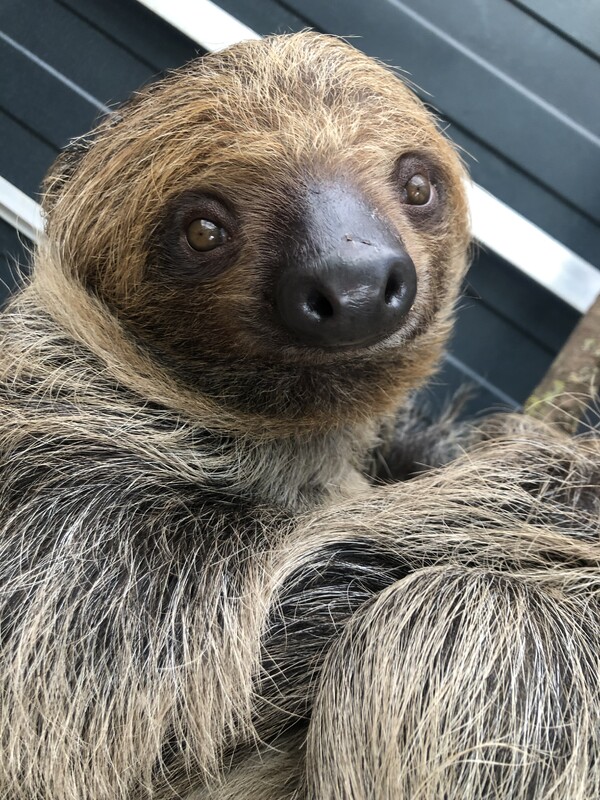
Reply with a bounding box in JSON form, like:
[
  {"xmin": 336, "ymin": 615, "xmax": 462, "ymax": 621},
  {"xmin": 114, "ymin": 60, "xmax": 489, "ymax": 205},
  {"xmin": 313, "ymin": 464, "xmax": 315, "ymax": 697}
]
[
  {"xmin": 275, "ymin": 183, "xmax": 417, "ymax": 349},
  {"xmin": 276, "ymin": 247, "xmax": 417, "ymax": 349}
]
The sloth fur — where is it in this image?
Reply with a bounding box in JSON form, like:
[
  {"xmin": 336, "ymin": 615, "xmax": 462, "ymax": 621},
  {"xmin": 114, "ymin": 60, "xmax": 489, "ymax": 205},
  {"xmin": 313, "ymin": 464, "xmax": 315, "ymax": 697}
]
[{"xmin": 0, "ymin": 31, "xmax": 599, "ymax": 800}]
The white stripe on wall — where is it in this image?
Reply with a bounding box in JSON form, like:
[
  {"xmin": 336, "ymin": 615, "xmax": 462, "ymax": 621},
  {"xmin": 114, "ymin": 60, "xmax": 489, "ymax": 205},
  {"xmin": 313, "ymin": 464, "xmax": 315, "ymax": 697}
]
[
  {"xmin": 0, "ymin": 176, "xmax": 44, "ymax": 242},
  {"xmin": 137, "ymin": 0, "xmax": 260, "ymax": 52},
  {"xmin": 467, "ymin": 183, "xmax": 600, "ymax": 314}
]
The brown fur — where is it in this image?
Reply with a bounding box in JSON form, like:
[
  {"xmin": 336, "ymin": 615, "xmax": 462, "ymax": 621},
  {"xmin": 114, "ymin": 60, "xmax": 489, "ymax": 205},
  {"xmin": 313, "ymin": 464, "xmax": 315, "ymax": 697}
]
[{"xmin": 0, "ymin": 31, "xmax": 599, "ymax": 800}]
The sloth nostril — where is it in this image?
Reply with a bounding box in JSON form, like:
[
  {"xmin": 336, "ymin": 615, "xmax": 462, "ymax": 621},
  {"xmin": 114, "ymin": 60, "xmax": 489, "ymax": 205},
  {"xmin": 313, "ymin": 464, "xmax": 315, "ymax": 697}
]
[
  {"xmin": 384, "ymin": 273, "xmax": 402, "ymax": 306},
  {"xmin": 305, "ymin": 290, "xmax": 334, "ymax": 320}
]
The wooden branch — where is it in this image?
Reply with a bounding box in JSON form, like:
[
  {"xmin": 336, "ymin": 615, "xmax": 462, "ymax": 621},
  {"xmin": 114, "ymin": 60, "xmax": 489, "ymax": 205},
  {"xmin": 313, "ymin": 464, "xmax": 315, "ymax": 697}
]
[{"xmin": 525, "ymin": 293, "xmax": 600, "ymax": 433}]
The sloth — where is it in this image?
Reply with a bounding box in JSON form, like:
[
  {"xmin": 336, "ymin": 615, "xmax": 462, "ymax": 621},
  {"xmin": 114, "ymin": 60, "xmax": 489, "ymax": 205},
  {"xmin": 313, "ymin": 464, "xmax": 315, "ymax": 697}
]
[{"xmin": 0, "ymin": 31, "xmax": 599, "ymax": 800}]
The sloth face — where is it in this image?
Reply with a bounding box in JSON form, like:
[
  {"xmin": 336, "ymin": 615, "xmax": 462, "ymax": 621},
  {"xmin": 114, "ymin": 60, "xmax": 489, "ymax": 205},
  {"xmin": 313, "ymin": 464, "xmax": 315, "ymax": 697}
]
[
  {"xmin": 42, "ymin": 32, "xmax": 470, "ymax": 420},
  {"xmin": 146, "ymin": 146, "xmax": 463, "ymax": 364}
]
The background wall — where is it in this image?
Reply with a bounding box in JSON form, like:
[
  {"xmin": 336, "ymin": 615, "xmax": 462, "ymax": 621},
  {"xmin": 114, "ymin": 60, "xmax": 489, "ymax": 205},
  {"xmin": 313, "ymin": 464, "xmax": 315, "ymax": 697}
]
[{"xmin": 1, "ymin": 0, "xmax": 598, "ymax": 416}]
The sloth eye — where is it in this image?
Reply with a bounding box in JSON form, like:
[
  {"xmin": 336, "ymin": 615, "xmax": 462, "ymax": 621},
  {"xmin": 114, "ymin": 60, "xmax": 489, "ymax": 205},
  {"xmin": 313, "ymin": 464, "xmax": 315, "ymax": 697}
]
[
  {"xmin": 186, "ymin": 218, "xmax": 229, "ymax": 251},
  {"xmin": 404, "ymin": 174, "xmax": 431, "ymax": 206}
]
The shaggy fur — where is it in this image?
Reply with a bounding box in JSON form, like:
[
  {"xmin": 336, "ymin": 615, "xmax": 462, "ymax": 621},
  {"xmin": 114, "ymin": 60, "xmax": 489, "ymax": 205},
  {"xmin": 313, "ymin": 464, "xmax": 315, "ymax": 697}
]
[{"xmin": 0, "ymin": 31, "xmax": 599, "ymax": 800}]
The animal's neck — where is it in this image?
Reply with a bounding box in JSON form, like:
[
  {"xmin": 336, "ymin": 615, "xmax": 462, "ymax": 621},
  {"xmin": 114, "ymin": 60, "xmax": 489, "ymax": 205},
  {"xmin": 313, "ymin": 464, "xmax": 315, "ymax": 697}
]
[{"xmin": 212, "ymin": 424, "xmax": 376, "ymax": 513}]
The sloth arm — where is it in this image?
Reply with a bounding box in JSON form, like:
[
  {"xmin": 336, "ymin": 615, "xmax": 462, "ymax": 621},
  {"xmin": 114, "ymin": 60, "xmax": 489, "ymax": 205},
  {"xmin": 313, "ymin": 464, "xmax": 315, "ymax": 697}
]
[
  {"xmin": 199, "ymin": 418, "xmax": 600, "ymax": 799},
  {"xmin": 1, "ymin": 405, "xmax": 599, "ymax": 799}
]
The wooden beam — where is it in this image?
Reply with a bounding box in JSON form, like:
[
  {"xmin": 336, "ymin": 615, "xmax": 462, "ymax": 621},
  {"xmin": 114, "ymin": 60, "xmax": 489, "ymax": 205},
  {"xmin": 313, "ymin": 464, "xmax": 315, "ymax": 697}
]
[{"xmin": 525, "ymin": 293, "xmax": 600, "ymax": 432}]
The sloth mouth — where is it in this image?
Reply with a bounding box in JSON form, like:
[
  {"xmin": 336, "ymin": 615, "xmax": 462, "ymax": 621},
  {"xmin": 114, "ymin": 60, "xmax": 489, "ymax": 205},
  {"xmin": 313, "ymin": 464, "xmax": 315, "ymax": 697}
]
[{"xmin": 252, "ymin": 317, "xmax": 425, "ymax": 369}]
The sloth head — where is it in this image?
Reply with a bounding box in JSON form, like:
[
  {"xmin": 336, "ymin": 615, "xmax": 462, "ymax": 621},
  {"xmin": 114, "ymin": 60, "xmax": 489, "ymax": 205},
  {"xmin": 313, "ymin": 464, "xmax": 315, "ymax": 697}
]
[{"xmin": 40, "ymin": 32, "xmax": 470, "ymax": 427}]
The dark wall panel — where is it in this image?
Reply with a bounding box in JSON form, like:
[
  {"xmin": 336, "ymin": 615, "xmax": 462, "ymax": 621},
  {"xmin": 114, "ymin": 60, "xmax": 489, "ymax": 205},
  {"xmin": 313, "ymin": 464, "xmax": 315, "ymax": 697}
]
[
  {"xmin": 0, "ymin": 31, "xmax": 105, "ymax": 149},
  {"xmin": 0, "ymin": 0, "xmax": 203, "ymax": 194},
  {"xmin": 432, "ymin": 357, "xmax": 520, "ymax": 418},
  {"xmin": 57, "ymin": 0, "xmax": 203, "ymax": 72},
  {"xmin": 451, "ymin": 299, "xmax": 554, "ymax": 401},
  {"xmin": 0, "ymin": 0, "xmax": 152, "ymax": 104},
  {"xmin": 449, "ymin": 125, "xmax": 600, "ymax": 267},
  {"xmin": 400, "ymin": 0, "xmax": 599, "ymax": 138},
  {"xmin": 466, "ymin": 254, "xmax": 580, "ymax": 353},
  {"xmin": 0, "ymin": 109, "xmax": 57, "ymax": 198},
  {"xmin": 215, "ymin": 0, "xmax": 307, "ymax": 36},
  {"xmin": 510, "ymin": 0, "xmax": 600, "ymax": 59}
]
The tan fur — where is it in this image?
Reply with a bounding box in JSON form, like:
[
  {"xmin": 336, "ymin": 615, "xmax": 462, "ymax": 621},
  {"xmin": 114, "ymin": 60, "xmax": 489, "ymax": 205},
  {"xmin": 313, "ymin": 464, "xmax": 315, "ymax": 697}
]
[{"xmin": 0, "ymin": 31, "xmax": 598, "ymax": 800}]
